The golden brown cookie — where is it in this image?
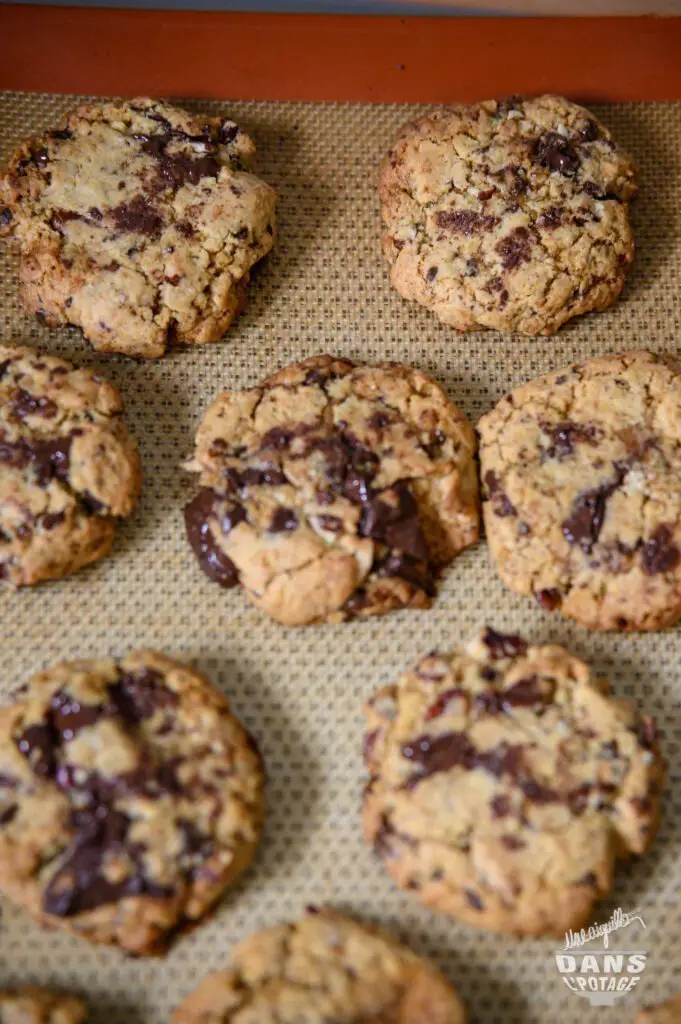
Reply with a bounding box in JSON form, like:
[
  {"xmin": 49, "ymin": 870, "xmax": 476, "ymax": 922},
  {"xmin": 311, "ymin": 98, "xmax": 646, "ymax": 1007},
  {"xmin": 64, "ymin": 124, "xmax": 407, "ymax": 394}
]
[
  {"xmin": 172, "ymin": 907, "xmax": 467, "ymax": 1024},
  {"xmin": 479, "ymin": 350, "xmax": 681, "ymax": 631},
  {"xmin": 0, "ymin": 988, "xmax": 86, "ymax": 1024},
  {"xmin": 380, "ymin": 94, "xmax": 637, "ymax": 336},
  {"xmin": 0, "ymin": 99, "xmax": 276, "ymax": 359},
  {"xmin": 183, "ymin": 354, "xmax": 479, "ymax": 625},
  {"xmin": 0, "ymin": 650, "xmax": 264, "ymax": 955},
  {"xmin": 0, "ymin": 345, "xmax": 141, "ymax": 586},
  {"xmin": 362, "ymin": 627, "xmax": 664, "ymax": 937}
]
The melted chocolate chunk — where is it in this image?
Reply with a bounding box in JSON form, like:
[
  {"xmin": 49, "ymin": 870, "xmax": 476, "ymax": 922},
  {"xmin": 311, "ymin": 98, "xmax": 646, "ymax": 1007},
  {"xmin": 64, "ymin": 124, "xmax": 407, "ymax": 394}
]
[
  {"xmin": 425, "ymin": 266, "xmax": 438, "ymax": 282},
  {"xmin": 641, "ymin": 525, "xmax": 680, "ymax": 576},
  {"xmin": 579, "ymin": 119, "xmax": 601, "ymax": 142},
  {"xmin": 0, "ymin": 434, "xmax": 73, "ymax": 487},
  {"xmin": 536, "ymin": 588, "xmax": 562, "ymax": 611},
  {"xmin": 110, "ymin": 197, "xmax": 164, "ymax": 237},
  {"xmin": 520, "ymin": 778, "xmax": 560, "ymax": 804},
  {"xmin": 0, "ymin": 207, "xmax": 13, "ymax": 226},
  {"xmin": 375, "ymin": 551, "xmax": 434, "ymax": 595},
  {"xmin": 435, "ymin": 210, "xmax": 500, "ymax": 236},
  {"xmin": 536, "ymin": 206, "xmax": 564, "ymax": 230},
  {"xmin": 9, "ymin": 389, "xmax": 58, "ymax": 420},
  {"xmin": 225, "ymin": 465, "xmax": 288, "ymax": 492},
  {"xmin": 50, "ymin": 691, "xmax": 105, "ymax": 741},
  {"xmin": 359, "ymin": 483, "xmax": 429, "ymax": 560},
  {"xmin": 0, "ymin": 804, "xmax": 17, "ymax": 826},
  {"xmin": 475, "ymin": 742, "xmax": 524, "ymax": 780},
  {"xmin": 136, "ymin": 131, "xmax": 222, "ymax": 189},
  {"xmin": 424, "ymin": 688, "xmax": 468, "ymax": 721},
  {"xmin": 483, "ymin": 470, "xmax": 516, "ymax": 517},
  {"xmin": 219, "ymin": 121, "xmax": 240, "ymax": 145},
  {"xmin": 496, "ymin": 226, "xmax": 532, "ymax": 271},
  {"xmin": 403, "ymin": 732, "xmax": 476, "ymax": 776},
  {"xmin": 220, "ymin": 503, "xmax": 247, "ymax": 535},
  {"xmin": 315, "ymin": 435, "xmax": 379, "ymax": 504},
  {"xmin": 184, "ymin": 488, "xmax": 240, "ymax": 587},
  {"xmin": 534, "ymin": 133, "xmax": 581, "ymax": 176},
  {"xmin": 109, "ymin": 667, "xmax": 178, "ymax": 724},
  {"xmin": 567, "ymin": 783, "xmax": 591, "ymax": 815},
  {"xmin": 475, "ymin": 677, "xmax": 544, "ymax": 715},
  {"xmin": 490, "ymin": 794, "xmax": 511, "ymax": 819},
  {"xmin": 465, "ymin": 889, "xmax": 485, "ymax": 911},
  {"xmin": 41, "ymin": 511, "xmax": 67, "ymax": 531},
  {"xmin": 177, "ymin": 817, "xmax": 214, "ymax": 871},
  {"xmin": 15, "ymin": 723, "xmax": 57, "ymax": 778},
  {"xmin": 43, "ymin": 806, "xmax": 169, "ymax": 917},
  {"xmin": 269, "ymin": 507, "xmax": 298, "ymax": 533},
  {"xmin": 481, "ymin": 628, "xmax": 528, "ymax": 660},
  {"xmin": 561, "ymin": 468, "xmax": 627, "ymax": 554},
  {"xmin": 541, "ymin": 420, "xmax": 601, "ymax": 459}
]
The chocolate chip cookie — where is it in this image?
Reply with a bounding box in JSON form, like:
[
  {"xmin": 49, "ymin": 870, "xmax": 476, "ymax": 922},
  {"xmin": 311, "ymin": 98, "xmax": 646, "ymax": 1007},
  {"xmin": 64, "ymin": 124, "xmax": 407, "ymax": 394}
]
[
  {"xmin": 0, "ymin": 649, "xmax": 264, "ymax": 955},
  {"xmin": 362, "ymin": 628, "xmax": 664, "ymax": 937},
  {"xmin": 183, "ymin": 354, "xmax": 479, "ymax": 625},
  {"xmin": 0, "ymin": 345, "xmax": 141, "ymax": 586},
  {"xmin": 380, "ymin": 94, "xmax": 637, "ymax": 336},
  {"xmin": 479, "ymin": 350, "xmax": 681, "ymax": 631},
  {"xmin": 0, "ymin": 988, "xmax": 87, "ymax": 1024},
  {"xmin": 172, "ymin": 906, "xmax": 467, "ymax": 1024},
  {"xmin": 0, "ymin": 98, "xmax": 276, "ymax": 359},
  {"xmin": 637, "ymin": 994, "xmax": 681, "ymax": 1024}
]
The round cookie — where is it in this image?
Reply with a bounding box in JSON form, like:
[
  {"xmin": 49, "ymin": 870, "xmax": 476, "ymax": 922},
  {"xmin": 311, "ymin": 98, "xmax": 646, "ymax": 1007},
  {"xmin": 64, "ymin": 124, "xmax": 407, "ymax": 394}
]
[
  {"xmin": 0, "ymin": 649, "xmax": 264, "ymax": 955},
  {"xmin": 637, "ymin": 994, "xmax": 681, "ymax": 1024},
  {"xmin": 0, "ymin": 98, "xmax": 276, "ymax": 359},
  {"xmin": 478, "ymin": 350, "xmax": 681, "ymax": 631},
  {"xmin": 183, "ymin": 354, "xmax": 479, "ymax": 625},
  {"xmin": 0, "ymin": 345, "xmax": 141, "ymax": 586},
  {"xmin": 172, "ymin": 906, "xmax": 467, "ymax": 1024},
  {"xmin": 380, "ymin": 94, "xmax": 637, "ymax": 336},
  {"xmin": 362, "ymin": 627, "xmax": 664, "ymax": 937},
  {"xmin": 0, "ymin": 988, "xmax": 87, "ymax": 1024}
]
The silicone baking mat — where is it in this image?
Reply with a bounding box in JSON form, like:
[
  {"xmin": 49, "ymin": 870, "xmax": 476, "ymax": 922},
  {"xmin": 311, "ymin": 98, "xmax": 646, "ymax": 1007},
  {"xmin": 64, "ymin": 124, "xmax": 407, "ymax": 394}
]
[{"xmin": 0, "ymin": 91, "xmax": 679, "ymax": 1023}]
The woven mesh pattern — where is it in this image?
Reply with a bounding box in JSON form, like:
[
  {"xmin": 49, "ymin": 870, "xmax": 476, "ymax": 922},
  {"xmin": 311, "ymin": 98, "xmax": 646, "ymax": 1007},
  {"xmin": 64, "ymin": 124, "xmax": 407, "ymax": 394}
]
[{"xmin": 0, "ymin": 92, "xmax": 680, "ymax": 1022}]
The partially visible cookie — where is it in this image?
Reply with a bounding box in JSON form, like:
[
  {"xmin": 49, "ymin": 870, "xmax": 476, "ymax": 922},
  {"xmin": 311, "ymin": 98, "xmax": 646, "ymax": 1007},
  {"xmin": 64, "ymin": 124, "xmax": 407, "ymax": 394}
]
[
  {"xmin": 183, "ymin": 354, "xmax": 479, "ymax": 625},
  {"xmin": 0, "ymin": 649, "xmax": 264, "ymax": 955},
  {"xmin": 0, "ymin": 98, "xmax": 276, "ymax": 359},
  {"xmin": 0, "ymin": 988, "xmax": 87, "ymax": 1024},
  {"xmin": 380, "ymin": 94, "xmax": 637, "ymax": 336},
  {"xmin": 0, "ymin": 345, "xmax": 141, "ymax": 586},
  {"xmin": 362, "ymin": 627, "xmax": 664, "ymax": 937},
  {"xmin": 172, "ymin": 906, "xmax": 467, "ymax": 1024},
  {"xmin": 637, "ymin": 993, "xmax": 681, "ymax": 1024},
  {"xmin": 478, "ymin": 349, "xmax": 681, "ymax": 631}
]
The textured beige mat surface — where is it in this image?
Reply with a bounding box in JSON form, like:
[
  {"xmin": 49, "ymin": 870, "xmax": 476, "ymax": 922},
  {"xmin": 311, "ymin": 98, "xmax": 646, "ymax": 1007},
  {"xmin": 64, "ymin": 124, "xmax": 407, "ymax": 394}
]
[{"xmin": 0, "ymin": 92, "xmax": 680, "ymax": 1023}]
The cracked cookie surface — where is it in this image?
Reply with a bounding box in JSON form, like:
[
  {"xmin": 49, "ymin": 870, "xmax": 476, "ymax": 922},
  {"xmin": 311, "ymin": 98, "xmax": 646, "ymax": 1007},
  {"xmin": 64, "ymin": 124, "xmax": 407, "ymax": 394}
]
[
  {"xmin": 637, "ymin": 993, "xmax": 681, "ymax": 1024},
  {"xmin": 0, "ymin": 649, "xmax": 264, "ymax": 955},
  {"xmin": 0, "ymin": 989, "xmax": 87, "ymax": 1024},
  {"xmin": 0, "ymin": 98, "xmax": 276, "ymax": 359},
  {"xmin": 0, "ymin": 344, "xmax": 141, "ymax": 586},
  {"xmin": 172, "ymin": 906, "xmax": 467, "ymax": 1024},
  {"xmin": 380, "ymin": 94, "xmax": 637, "ymax": 336},
  {"xmin": 362, "ymin": 628, "xmax": 664, "ymax": 937},
  {"xmin": 183, "ymin": 354, "xmax": 479, "ymax": 625},
  {"xmin": 479, "ymin": 350, "xmax": 681, "ymax": 631}
]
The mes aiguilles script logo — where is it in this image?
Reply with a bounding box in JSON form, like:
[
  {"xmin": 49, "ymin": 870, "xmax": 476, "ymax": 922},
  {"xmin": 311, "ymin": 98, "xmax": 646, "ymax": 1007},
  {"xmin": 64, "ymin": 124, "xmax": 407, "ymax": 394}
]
[{"xmin": 555, "ymin": 907, "xmax": 648, "ymax": 1007}]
